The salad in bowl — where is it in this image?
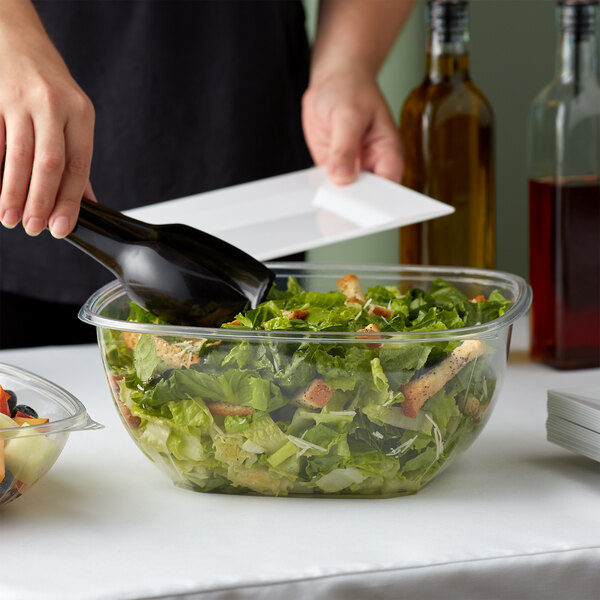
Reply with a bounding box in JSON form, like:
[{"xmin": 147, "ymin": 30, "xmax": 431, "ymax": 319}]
[{"xmin": 80, "ymin": 264, "xmax": 531, "ymax": 498}]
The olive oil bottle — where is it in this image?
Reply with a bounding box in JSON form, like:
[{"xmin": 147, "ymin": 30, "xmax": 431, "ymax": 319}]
[{"xmin": 399, "ymin": 0, "xmax": 495, "ymax": 268}]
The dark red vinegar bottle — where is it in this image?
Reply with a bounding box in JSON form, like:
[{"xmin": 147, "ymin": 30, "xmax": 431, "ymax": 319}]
[{"xmin": 527, "ymin": 0, "xmax": 600, "ymax": 369}]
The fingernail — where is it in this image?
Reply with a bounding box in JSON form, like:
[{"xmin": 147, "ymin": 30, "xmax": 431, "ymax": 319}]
[
  {"xmin": 331, "ymin": 165, "xmax": 356, "ymax": 185},
  {"xmin": 1, "ymin": 209, "xmax": 20, "ymax": 229},
  {"xmin": 49, "ymin": 216, "xmax": 71, "ymax": 239},
  {"xmin": 24, "ymin": 217, "xmax": 46, "ymax": 237}
]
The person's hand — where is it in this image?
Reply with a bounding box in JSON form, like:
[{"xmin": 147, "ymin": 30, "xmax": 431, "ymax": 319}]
[
  {"xmin": 303, "ymin": 0, "xmax": 412, "ymax": 187},
  {"xmin": 0, "ymin": 2, "xmax": 95, "ymax": 239},
  {"xmin": 302, "ymin": 68, "xmax": 403, "ymax": 186}
]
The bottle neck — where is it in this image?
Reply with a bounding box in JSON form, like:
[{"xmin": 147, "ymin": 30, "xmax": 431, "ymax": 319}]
[
  {"xmin": 556, "ymin": 2, "xmax": 599, "ymax": 91},
  {"xmin": 426, "ymin": 1, "xmax": 471, "ymax": 82}
]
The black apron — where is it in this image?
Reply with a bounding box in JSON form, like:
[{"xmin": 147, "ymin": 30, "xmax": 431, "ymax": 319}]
[{"xmin": 0, "ymin": 0, "xmax": 312, "ymax": 304}]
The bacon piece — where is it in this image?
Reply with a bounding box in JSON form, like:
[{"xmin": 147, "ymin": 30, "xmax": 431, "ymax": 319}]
[
  {"xmin": 369, "ymin": 304, "xmax": 392, "ymax": 319},
  {"xmin": 357, "ymin": 323, "xmax": 382, "ymax": 350},
  {"xmin": 118, "ymin": 401, "xmax": 141, "ymax": 429}
]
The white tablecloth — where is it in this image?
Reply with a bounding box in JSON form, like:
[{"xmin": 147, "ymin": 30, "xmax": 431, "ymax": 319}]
[{"xmin": 0, "ymin": 322, "xmax": 599, "ymax": 600}]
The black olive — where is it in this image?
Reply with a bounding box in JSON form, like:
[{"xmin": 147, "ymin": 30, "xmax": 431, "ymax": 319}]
[
  {"xmin": 0, "ymin": 468, "xmax": 15, "ymax": 499},
  {"xmin": 14, "ymin": 404, "xmax": 38, "ymax": 418},
  {"xmin": 6, "ymin": 391, "xmax": 17, "ymax": 417}
]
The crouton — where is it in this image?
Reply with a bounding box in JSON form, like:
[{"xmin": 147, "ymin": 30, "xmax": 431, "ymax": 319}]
[
  {"xmin": 357, "ymin": 323, "xmax": 382, "ymax": 350},
  {"xmin": 357, "ymin": 323, "xmax": 381, "ymax": 335},
  {"xmin": 369, "ymin": 304, "xmax": 393, "ymax": 319},
  {"xmin": 122, "ymin": 332, "xmax": 210, "ymax": 369},
  {"xmin": 401, "ymin": 340, "xmax": 485, "ymax": 418},
  {"xmin": 295, "ymin": 379, "xmax": 334, "ymax": 409},
  {"xmin": 464, "ymin": 395, "xmax": 488, "ymax": 420},
  {"xmin": 123, "ymin": 331, "xmax": 141, "ymax": 350},
  {"xmin": 205, "ymin": 402, "xmax": 254, "ymax": 417},
  {"xmin": 337, "ymin": 274, "xmax": 365, "ymax": 304},
  {"xmin": 282, "ymin": 309, "xmax": 309, "ymax": 320}
]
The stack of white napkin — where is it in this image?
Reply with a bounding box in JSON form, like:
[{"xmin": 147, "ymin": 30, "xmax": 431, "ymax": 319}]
[{"xmin": 546, "ymin": 387, "xmax": 600, "ymax": 463}]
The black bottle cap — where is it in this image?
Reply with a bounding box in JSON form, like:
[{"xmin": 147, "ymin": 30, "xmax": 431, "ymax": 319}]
[
  {"xmin": 428, "ymin": 0, "xmax": 469, "ymax": 44},
  {"xmin": 559, "ymin": 0, "xmax": 597, "ymax": 34}
]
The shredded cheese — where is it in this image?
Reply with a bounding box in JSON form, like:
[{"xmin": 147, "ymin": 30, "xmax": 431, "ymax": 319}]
[
  {"xmin": 383, "ymin": 391, "xmax": 403, "ymax": 407},
  {"xmin": 387, "ymin": 435, "xmax": 417, "ymax": 457},
  {"xmin": 425, "ymin": 413, "xmax": 444, "ymax": 460},
  {"xmin": 287, "ymin": 434, "xmax": 327, "ymax": 455}
]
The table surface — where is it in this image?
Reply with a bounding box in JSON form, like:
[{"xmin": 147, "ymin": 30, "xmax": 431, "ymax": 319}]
[{"xmin": 0, "ymin": 322, "xmax": 599, "ymax": 600}]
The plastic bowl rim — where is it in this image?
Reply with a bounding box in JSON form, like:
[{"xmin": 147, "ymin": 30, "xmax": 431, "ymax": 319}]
[
  {"xmin": 0, "ymin": 363, "xmax": 103, "ymax": 437},
  {"xmin": 78, "ymin": 262, "xmax": 532, "ymax": 343}
]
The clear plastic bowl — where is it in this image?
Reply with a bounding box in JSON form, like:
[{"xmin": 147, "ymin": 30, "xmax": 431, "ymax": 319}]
[
  {"xmin": 0, "ymin": 363, "xmax": 102, "ymax": 506},
  {"xmin": 80, "ymin": 264, "xmax": 531, "ymax": 498}
]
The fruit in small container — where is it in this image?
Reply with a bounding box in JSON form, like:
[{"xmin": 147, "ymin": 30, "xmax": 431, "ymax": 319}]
[{"xmin": 0, "ymin": 368, "xmax": 102, "ymax": 506}]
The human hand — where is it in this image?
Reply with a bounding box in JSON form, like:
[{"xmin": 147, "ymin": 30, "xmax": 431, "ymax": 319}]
[
  {"xmin": 0, "ymin": 3, "xmax": 95, "ymax": 239},
  {"xmin": 302, "ymin": 68, "xmax": 404, "ymax": 187}
]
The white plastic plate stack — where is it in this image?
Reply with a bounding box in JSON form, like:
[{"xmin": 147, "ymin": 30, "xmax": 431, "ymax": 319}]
[{"xmin": 546, "ymin": 386, "xmax": 600, "ymax": 463}]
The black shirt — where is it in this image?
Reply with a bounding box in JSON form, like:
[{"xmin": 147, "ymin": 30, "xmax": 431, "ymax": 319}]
[{"xmin": 0, "ymin": 0, "xmax": 312, "ymax": 303}]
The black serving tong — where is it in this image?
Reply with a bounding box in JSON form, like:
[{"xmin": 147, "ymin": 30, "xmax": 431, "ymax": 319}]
[{"xmin": 66, "ymin": 198, "xmax": 274, "ymax": 327}]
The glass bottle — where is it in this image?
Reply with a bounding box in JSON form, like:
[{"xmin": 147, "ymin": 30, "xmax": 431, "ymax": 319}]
[
  {"xmin": 527, "ymin": 0, "xmax": 600, "ymax": 369},
  {"xmin": 399, "ymin": 0, "xmax": 495, "ymax": 269}
]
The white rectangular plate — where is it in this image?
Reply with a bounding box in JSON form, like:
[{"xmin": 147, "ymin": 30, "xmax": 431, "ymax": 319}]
[{"xmin": 124, "ymin": 167, "xmax": 454, "ymax": 261}]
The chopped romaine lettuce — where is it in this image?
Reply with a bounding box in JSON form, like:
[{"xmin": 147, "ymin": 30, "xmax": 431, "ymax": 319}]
[{"xmin": 104, "ymin": 277, "xmax": 509, "ymax": 496}]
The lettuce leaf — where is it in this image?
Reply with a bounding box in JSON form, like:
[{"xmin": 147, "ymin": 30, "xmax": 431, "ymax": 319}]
[
  {"xmin": 134, "ymin": 335, "xmax": 164, "ymax": 382},
  {"xmin": 148, "ymin": 369, "xmax": 286, "ymax": 412}
]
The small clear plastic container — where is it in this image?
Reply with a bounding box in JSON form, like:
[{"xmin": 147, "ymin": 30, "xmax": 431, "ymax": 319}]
[
  {"xmin": 80, "ymin": 264, "xmax": 531, "ymax": 498},
  {"xmin": 0, "ymin": 363, "xmax": 102, "ymax": 506}
]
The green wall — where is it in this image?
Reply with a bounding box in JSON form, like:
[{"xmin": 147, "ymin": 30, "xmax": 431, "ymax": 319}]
[
  {"xmin": 302, "ymin": 0, "xmax": 576, "ymax": 279},
  {"xmin": 469, "ymin": 0, "xmax": 556, "ymax": 279}
]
